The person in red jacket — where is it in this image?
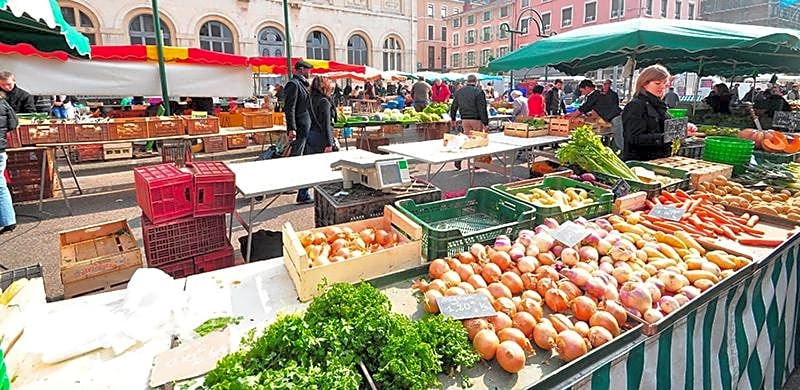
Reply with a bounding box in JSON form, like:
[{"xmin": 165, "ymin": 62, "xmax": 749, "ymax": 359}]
[
  {"xmin": 527, "ymin": 85, "xmax": 546, "ymax": 117},
  {"xmin": 431, "ymin": 78, "xmax": 451, "ymax": 103}
]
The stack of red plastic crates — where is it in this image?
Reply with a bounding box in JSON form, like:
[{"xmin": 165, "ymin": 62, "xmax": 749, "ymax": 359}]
[{"xmin": 134, "ymin": 161, "xmax": 237, "ymax": 278}]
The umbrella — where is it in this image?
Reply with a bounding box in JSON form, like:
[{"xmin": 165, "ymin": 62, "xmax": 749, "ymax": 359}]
[
  {"xmin": 487, "ymin": 18, "xmax": 800, "ymax": 76},
  {"xmin": 91, "ymin": 45, "xmax": 249, "ymax": 67},
  {"xmin": 0, "ymin": 0, "xmax": 91, "ymax": 58}
]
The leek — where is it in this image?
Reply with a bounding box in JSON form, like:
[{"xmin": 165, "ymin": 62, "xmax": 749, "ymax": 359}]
[{"xmin": 556, "ymin": 125, "xmax": 639, "ymax": 181}]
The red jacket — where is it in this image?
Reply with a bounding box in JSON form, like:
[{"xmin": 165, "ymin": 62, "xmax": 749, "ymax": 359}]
[{"xmin": 431, "ymin": 83, "xmax": 451, "ymax": 102}]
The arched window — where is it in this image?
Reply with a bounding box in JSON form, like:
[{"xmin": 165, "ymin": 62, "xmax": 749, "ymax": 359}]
[
  {"xmin": 258, "ymin": 27, "xmax": 284, "ymax": 56},
  {"xmin": 347, "ymin": 34, "xmax": 369, "ymax": 66},
  {"xmin": 382, "ymin": 37, "xmax": 402, "ymax": 71},
  {"xmin": 60, "ymin": 5, "xmax": 100, "ymax": 44},
  {"xmin": 199, "ymin": 21, "xmax": 235, "ymax": 54},
  {"xmin": 306, "ymin": 31, "xmax": 331, "ymax": 60},
  {"xmin": 128, "ymin": 14, "xmax": 172, "ymax": 46}
]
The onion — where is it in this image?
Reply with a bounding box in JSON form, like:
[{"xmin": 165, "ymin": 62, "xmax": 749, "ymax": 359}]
[
  {"xmin": 423, "ymin": 290, "xmax": 442, "ymax": 313},
  {"xmin": 673, "ymin": 294, "xmax": 690, "ymax": 306},
  {"xmin": 498, "ymin": 327, "xmax": 535, "ymax": 355},
  {"xmin": 493, "ymin": 297, "xmax": 517, "ymax": 316},
  {"xmin": 494, "ymin": 235, "xmax": 512, "ymax": 252},
  {"xmin": 475, "ymin": 287, "xmax": 494, "ymax": 303},
  {"xmin": 488, "ymin": 282, "xmax": 513, "ymax": 299},
  {"xmin": 462, "ymin": 318, "xmax": 492, "ymax": 340},
  {"xmin": 496, "ymin": 341, "xmax": 527, "ymax": 373},
  {"xmin": 445, "ymin": 257, "xmax": 462, "ymax": 271},
  {"xmin": 584, "ymin": 276, "xmax": 610, "ymax": 300},
  {"xmin": 562, "ymin": 267, "xmax": 592, "ymax": 287},
  {"xmin": 521, "ymin": 289, "xmax": 542, "ymax": 303},
  {"xmin": 537, "ymin": 251, "xmax": 556, "ymax": 266},
  {"xmin": 533, "ymin": 232, "xmax": 555, "ymax": 253},
  {"xmin": 573, "ymin": 321, "xmax": 590, "ymax": 337},
  {"xmin": 556, "ymin": 330, "xmax": 590, "ymax": 362},
  {"xmin": 453, "ymin": 263, "xmax": 475, "ymax": 282},
  {"xmin": 429, "ymin": 259, "xmax": 450, "ymax": 279},
  {"xmin": 579, "ymin": 246, "xmax": 600, "ymax": 262},
  {"xmin": 560, "ymin": 247, "xmax": 579, "ymax": 266},
  {"xmin": 512, "ymin": 311, "xmax": 537, "ymax": 338},
  {"xmin": 532, "ymin": 321, "xmax": 558, "ymax": 349},
  {"xmin": 330, "ymin": 238, "xmax": 349, "ymax": 253},
  {"xmin": 501, "ymin": 272, "xmax": 524, "ymax": 295},
  {"xmin": 571, "ymin": 295, "xmax": 598, "ymax": 322},
  {"xmin": 313, "ymin": 231, "xmax": 328, "ymax": 245},
  {"xmin": 509, "ymin": 242, "xmax": 526, "ymax": 258},
  {"xmin": 359, "ymin": 228, "xmax": 375, "ymax": 245},
  {"xmin": 536, "ymin": 277, "xmax": 555, "ymax": 297},
  {"xmin": 643, "ymin": 308, "xmax": 665, "ymax": 323},
  {"xmin": 658, "ymin": 296, "xmax": 681, "ymax": 314},
  {"xmin": 589, "ymin": 310, "xmax": 621, "ymax": 337},
  {"xmin": 518, "ymin": 298, "xmax": 544, "ymax": 322},
  {"xmin": 441, "ymin": 270, "xmax": 462, "ymax": 287},
  {"xmin": 490, "ymin": 311, "xmax": 513, "ymax": 331},
  {"xmin": 456, "ymin": 251, "xmax": 476, "ymax": 264},
  {"xmin": 471, "ymin": 263, "xmax": 483, "ymax": 275},
  {"xmin": 517, "ymin": 256, "xmax": 539, "ymax": 273},
  {"xmin": 473, "ymin": 329, "xmax": 500, "ymax": 360},
  {"xmin": 428, "ymin": 279, "xmax": 447, "ymax": 294},
  {"xmin": 558, "ymin": 280, "xmax": 582, "ymax": 301},
  {"xmin": 481, "ymin": 262, "xmax": 502, "ymax": 283},
  {"xmin": 457, "ymin": 282, "xmax": 476, "ymax": 294},
  {"xmin": 587, "ymin": 326, "xmax": 614, "ymax": 347},
  {"xmin": 526, "ymin": 244, "xmax": 541, "ymax": 257},
  {"xmin": 535, "ymin": 265, "xmax": 560, "ymax": 281},
  {"xmin": 600, "ymin": 300, "xmax": 628, "ymax": 325},
  {"xmin": 470, "ymin": 243, "xmax": 487, "ymax": 261},
  {"xmin": 549, "ymin": 313, "xmax": 574, "ymax": 333},
  {"xmin": 445, "ymin": 286, "xmax": 466, "ymax": 296},
  {"xmin": 521, "ymin": 272, "xmax": 537, "ymax": 291},
  {"xmin": 619, "ymin": 282, "xmax": 653, "ymax": 315},
  {"xmin": 467, "ymin": 274, "xmax": 488, "ymax": 289},
  {"xmin": 679, "ymin": 285, "xmax": 702, "ymax": 300}
]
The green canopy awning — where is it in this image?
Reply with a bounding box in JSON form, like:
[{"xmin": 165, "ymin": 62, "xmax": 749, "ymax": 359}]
[
  {"xmin": 0, "ymin": 0, "xmax": 91, "ymax": 58},
  {"xmin": 487, "ymin": 18, "xmax": 800, "ymax": 77}
]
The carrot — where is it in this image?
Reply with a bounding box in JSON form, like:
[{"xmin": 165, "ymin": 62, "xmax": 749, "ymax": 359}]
[
  {"xmin": 652, "ymin": 197, "xmax": 662, "ymax": 205},
  {"xmin": 747, "ymin": 215, "xmax": 760, "ymax": 227},
  {"xmin": 641, "ymin": 220, "xmax": 676, "ymax": 234},
  {"xmin": 737, "ymin": 238, "xmax": 784, "ymax": 247},
  {"xmin": 688, "ymin": 199, "xmax": 703, "ymax": 214},
  {"xmin": 680, "ymin": 200, "xmax": 692, "ymax": 212},
  {"xmin": 720, "ymin": 225, "xmax": 737, "ymax": 240},
  {"xmin": 676, "ymin": 189, "xmax": 692, "ymax": 200},
  {"xmin": 727, "ymin": 225, "xmax": 743, "ymax": 235},
  {"xmin": 645, "ymin": 200, "xmax": 655, "ymax": 209},
  {"xmin": 662, "ymin": 191, "xmax": 682, "ymax": 204}
]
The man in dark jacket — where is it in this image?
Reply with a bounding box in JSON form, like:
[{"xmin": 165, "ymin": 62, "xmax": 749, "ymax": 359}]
[
  {"xmin": 449, "ymin": 74, "xmax": 488, "ymax": 170},
  {"xmin": 0, "ymin": 94, "xmax": 18, "ymax": 233},
  {"xmin": 284, "ymin": 60, "xmax": 315, "ymax": 204},
  {"xmin": 545, "ymin": 79, "xmax": 566, "ymax": 115},
  {"xmin": 0, "ymin": 71, "xmax": 35, "ymax": 113}
]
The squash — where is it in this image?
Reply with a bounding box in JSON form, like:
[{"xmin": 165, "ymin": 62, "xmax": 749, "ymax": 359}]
[
  {"xmin": 785, "ymin": 135, "xmax": 800, "ymax": 154},
  {"xmin": 738, "ymin": 128, "xmax": 755, "ymax": 140},
  {"xmin": 752, "ymin": 131, "xmax": 766, "ymax": 149},
  {"xmin": 763, "ymin": 131, "xmax": 788, "ymax": 153}
]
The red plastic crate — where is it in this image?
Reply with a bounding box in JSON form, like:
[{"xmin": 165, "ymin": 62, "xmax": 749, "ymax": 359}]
[
  {"xmin": 154, "ymin": 258, "xmax": 195, "ymax": 279},
  {"xmin": 188, "ymin": 161, "xmax": 236, "ymax": 217},
  {"xmin": 194, "ymin": 244, "xmax": 235, "ymax": 273},
  {"xmin": 18, "ymin": 122, "xmax": 66, "ymax": 145},
  {"xmin": 134, "ymin": 164, "xmax": 194, "ymax": 224},
  {"xmin": 141, "ymin": 214, "xmax": 228, "ymax": 267}
]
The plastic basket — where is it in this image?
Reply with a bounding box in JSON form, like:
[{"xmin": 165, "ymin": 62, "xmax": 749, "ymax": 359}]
[
  {"xmin": 677, "ymin": 140, "xmax": 705, "ymax": 159},
  {"xmin": 161, "ymin": 139, "xmax": 193, "ymax": 167},
  {"xmin": 592, "ymin": 161, "xmax": 691, "ymax": 199},
  {"xmin": 668, "ymin": 108, "xmax": 688, "ymax": 118},
  {"xmin": 1, "ymin": 348, "xmax": 7, "ymax": 390},
  {"xmin": 188, "ymin": 161, "xmax": 236, "ymax": 217},
  {"xmin": 134, "ymin": 164, "xmax": 194, "ymax": 224},
  {"xmin": 492, "ymin": 177, "xmax": 613, "ymax": 225},
  {"xmin": 194, "ymin": 244, "xmax": 235, "ymax": 273},
  {"xmin": 0, "ymin": 263, "xmax": 42, "ymax": 290},
  {"xmin": 752, "ymin": 149, "xmax": 799, "ymax": 164},
  {"xmin": 155, "ymin": 258, "xmax": 195, "ymax": 279},
  {"xmin": 142, "ymin": 214, "xmax": 228, "ymax": 267},
  {"xmin": 394, "ymin": 187, "xmax": 535, "ymax": 260},
  {"xmin": 702, "ymin": 136, "xmax": 754, "ymax": 174}
]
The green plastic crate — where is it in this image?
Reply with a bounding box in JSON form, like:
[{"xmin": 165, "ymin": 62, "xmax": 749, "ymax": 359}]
[
  {"xmin": 492, "ymin": 177, "xmax": 613, "ymax": 225},
  {"xmin": 1, "ymin": 349, "xmax": 7, "ymax": 390},
  {"xmin": 394, "ymin": 188, "xmax": 535, "ymax": 260},
  {"xmin": 668, "ymin": 108, "xmax": 688, "ymax": 118},
  {"xmin": 592, "ymin": 161, "xmax": 691, "ymax": 199},
  {"xmin": 703, "ymin": 136, "xmax": 754, "ymax": 174},
  {"xmin": 752, "ymin": 149, "xmax": 799, "ymax": 164}
]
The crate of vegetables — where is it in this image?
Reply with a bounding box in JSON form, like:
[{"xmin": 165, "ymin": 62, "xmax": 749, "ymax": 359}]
[
  {"xmin": 591, "ymin": 161, "xmax": 690, "ymax": 199},
  {"xmin": 394, "ymin": 188, "xmax": 535, "ymax": 260},
  {"xmin": 282, "ymin": 205, "xmax": 423, "ymax": 301},
  {"xmin": 493, "ymin": 177, "xmax": 613, "ymax": 225},
  {"xmin": 503, "ymin": 118, "xmax": 548, "ymax": 138}
]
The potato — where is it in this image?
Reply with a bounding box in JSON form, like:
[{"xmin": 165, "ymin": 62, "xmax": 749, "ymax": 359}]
[
  {"xmin": 787, "ymin": 213, "xmax": 800, "ymax": 221},
  {"xmin": 776, "ymin": 193, "xmax": 790, "ymax": 201},
  {"xmin": 765, "ymin": 186, "xmax": 775, "ymax": 193},
  {"xmin": 728, "ymin": 186, "xmax": 742, "ymax": 195},
  {"xmin": 761, "ymin": 194, "xmax": 773, "ymax": 202},
  {"xmin": 781, "ymin": 189, "xmax": 792, "ymax": 196},
  {"xmin": 751, "ymin": 205, "xmax": 778, "ymax": 215},
  {"xmin": 712, "ymin": 176, "xmax": 728, "ymax": 186}
]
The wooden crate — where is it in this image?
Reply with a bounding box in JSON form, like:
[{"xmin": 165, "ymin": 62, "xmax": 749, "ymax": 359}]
[
  {"xmin": 6, "ymin": 129, "xmax": 21, "ymax": 149},
  {"xmin": 647, "ymin": 156, "xmax": 733, "ymax": 189},
  {"xmin": 503, "ymin": 122, "xmax": 548, "ymax": 138},
  {"xmin": 381, "ymin": 124, "xmax": 404, "ymax": 134},
  {"xmin": 73, "ymin": 144, "xmax": 104, "ymax": 163},
  {"xmin": 147, "ymin": 117, "xmax": 185, "ymax": 138},
  {"xmin": 103, "ymin": 143, "xmax": 133, "ymax": 160},
  {"xmin": 18, "ymin": 121, "xmax": 66, "ymax": 145},
  {"xmin": 183, "ymin": 116, "xmax": 220, "ymax": 135},
  {"xmin": 282, "ymin": 205, "xmax": 423, "ymax": 301},
  {"xmin": 59, "ymin": 219, "xmax": 144, "ymax": 297},
  {"xmin": 108, "ymin": 118, "xmax": 148, "ymax": 140},
  {"xmin": 227, "ymin": 134, "xmax": 248, "ymax": 149},
  {"xmin": 64, "ymin": 122, "xmax": 108, "ymax": 142},
  {"xmin": 443, "ymin": 131, "xmax": 489, "ymax": 149},
  {"xmin": 203, "ymin": 136, "xmax": 228, "ymax": 153},
  {"xmin": 272, "ymin": 112, "xmax": 285, "ymax": 126},
  {"xmin": 218, "ymin": 112, "xmax": 244, "ymax": 128},
  {"xmin": 547, "ymin": 117, "xmax": 572, "ymax": 137},
  {"xmin": 242, "ymin": 111, "xmax": 274, "ymax": 129}
]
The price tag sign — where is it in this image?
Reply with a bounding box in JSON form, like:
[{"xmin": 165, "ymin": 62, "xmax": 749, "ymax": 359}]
[
  {"xmin": 191, "ymin": 110, "xmax": 208, "ymax": 119},
  {"xmin": 773, "ymin": 111, "xmax": 800, "ymax": 132},
  {"xmin": 663, "ymin": 117, "xmax": 688, "ymax": 143},
  {"xmin": 437, "ymin": 294, "xmax": 496, "ymax": 320},
  {"xmin": 649, "ymin": 205, "xmax": 686, "ymax": 221},
  {"xmin": 551, "ymin": 220, "xmax": 590, "ymax": 248},
  {"xmin": 611, "ymin": 179, "xmax": 631, "ymax": 198}
]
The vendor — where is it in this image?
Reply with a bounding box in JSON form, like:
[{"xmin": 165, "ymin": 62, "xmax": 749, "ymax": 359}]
[
  {"xmin": 0, "ymin": 71, "xmax": 35, "ymax": 113},
  {"xmin": 703, "ymin": 83, "xmax": 732, "ymax": 114},
  {"xmin": 621, "ymin": 64, "xmax": 672, "ymax": 161},
  {"xmin": 568, "ymin": 79, "xmax": 623, "ymax": 149}
]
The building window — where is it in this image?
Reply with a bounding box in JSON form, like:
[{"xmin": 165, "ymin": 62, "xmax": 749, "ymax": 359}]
[
  {"xmin": 522, "ymin": 0, "xmax": 530, "ymax": 6},
  {"xmin": 347, "ymin": 34, "xmax": 369, "ymax": 65},
  {"xmin": 500, "ymin": 6, "xmax": 509, "ymax": 17},
  {"xmin": 611, "ymin": 0, "xmax": 625, "ymax": 18},
  {"xmin": 441, "ymin": 47, "xmax": 447, "ymax": 68},
  {"xmin": 60, "ymin": 5, "xmax": 99, "ymax": 44},
  {"xmin": 483, "ymin": 11, "xmax": 492, "ymax": 21},
  {"xmin": 306, "ymin": 30, "xmax": 330, "ymax": 60},
  {"xmin": 498, "ymin": 46, "xmax": 509, "ymax": 58},
  {"xmin": 541, "ymin": 12, "xmax": 551, "ymax": 31},
  {"xmin": 660, "ymin": 0, "xmax": 668, "ymax": 16},
  {"xmin": 675, "ymin": 0, "xmax": 681, "ymax": 18},
  {"xmin": 453, "ymin": 17, "xmax": 461, "ymax": 28},
  {"xmin": 467, "ymin": 15, "xmax": 476, "ymax": 25},
  {"xmin": 480, "ymin": 49, "xmax": 492, "ymax": 66},
  {"xmin": 428, "ymin": 46, "xmax": 435, "ymax": 69},
  {"xmin": 561, "ymin": 7, "xmax": 573, "ymax": 28},
  {"xmin": 645, "ymin": 0, "xmax": 653, "ymax": 15},
  {"xmin": 481, "ymin": 26, "xmax": 492, "ymax": 42},
  {"xmin": 441, "ymin": 27, "xmax": 447, "ymax": 41},
  {"xmin": 258, "ymin": 27, "xmax": 284, "ymax": 56},
  {"xmin": 199, "ymin": 21, "xmax": 235, "ymax": 53},
  {"xmin": 466, "ymin": 51, "xmax": 476, "ymax": 67},
  {"xmin": 453, "ymin": 32, "xmax": 460, "ymax": 46},
  {"xmin": 452, "ymin": 53, "xmax": 461, "ymax": 68},
  {"xmin": 585, "ymin": 2, "xmax": 597, "ymax": 22},
  {"xmin": 466, "ymin": 29, "xmax": 476, "ymax": 44},
  {"xmin": 129, "ymin": 14, "xmax": 172, "ymax": 46},
  {"xmin": 453, "ymin": 8, "xmax": 461, "ymax": 14},
  {"xmin": 441, "ymin": 6, "xmax": 447, "ymax": 18},
  {"xmin": 688, "ymin": 2, "xmax": 695, "ymax": 19},
  {"xmin": 427, "ymin": 25, "xmax": 434, "ymax": 40},
  {"xmin": 383, "ymin": 36, "xmax": 402, "ymax": 71},
  {"xmin": 498, "ymin": 25, "xmax": 509, "ymax": 39},
  {"xmin": 520, "ymin": 18, "xmax": 530, "ymax": 34},
  {"xmin": 426, "ymin": 4, "xmax": 434, "ymax": 17}
]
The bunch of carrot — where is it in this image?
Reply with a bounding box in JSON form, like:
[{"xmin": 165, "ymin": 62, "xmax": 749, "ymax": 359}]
[{"xmin": 632, "ymin": 189, "xmax": 784, "ymax": 248}]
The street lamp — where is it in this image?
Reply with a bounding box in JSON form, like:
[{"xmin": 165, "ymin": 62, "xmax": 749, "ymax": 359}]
[{"xmin": 499, "ymin": 8, "xmax": 555, "ymax": 91}]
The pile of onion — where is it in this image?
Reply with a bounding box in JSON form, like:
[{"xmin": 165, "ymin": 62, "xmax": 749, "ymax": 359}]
[{"xmin": 298, "ymin": 225, "xmax": 398, "ymax": 267}]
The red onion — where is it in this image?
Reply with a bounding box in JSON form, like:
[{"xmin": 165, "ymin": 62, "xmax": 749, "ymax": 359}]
[
  {"xmin": 579, "ymin": 246, "xmax": 600, "ymax": 262},
  {"xmin": 658, "ymin": 296, "xmax": 681, "ymax": 314},
  {"xmin": 542, "ymin": 218, "xmax": 560, "ymax": 230},
  {"xmin": 494, "ymin": 235, "xmax": 512, "ymax": 252},
  {"xmin": 560, "ymin": 247, "xmax": 579, "ymax": 266},
  {"xmin": 679, "ymin": 285, "xmax": 702, "ymax": 300}
]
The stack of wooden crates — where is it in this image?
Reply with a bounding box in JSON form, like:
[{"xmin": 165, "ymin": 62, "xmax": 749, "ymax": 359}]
[{"xmin": 134, "ymin": 161, "xmax": 237, "ymax": 278}]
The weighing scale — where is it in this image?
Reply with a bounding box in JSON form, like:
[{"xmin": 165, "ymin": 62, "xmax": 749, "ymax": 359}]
[{"xmin": 331, "ymin": 154, "xmax": 411, "ymax": 192}]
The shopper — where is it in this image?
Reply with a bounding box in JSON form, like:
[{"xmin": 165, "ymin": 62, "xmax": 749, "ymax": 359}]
[
  {"xmin": 51, "ymin": 95, "xmax": 74, "ymax": 119},
  {"xmin": 621, "ymin": 64, "xmax": 672, "ymax": 161},
  {"xmin": 284, "ymin": 60, "xmax": 315, "ymax": 204},
  {"xmin": 527, "ymin": 85, "xmax": 546, "ymax": 117},
  {"xmin": 449, "ymin": 74, "xmax": 489, "ymax": 170},
  {"xmin": 663, "ymin": 87, "xmax": 680, "ymax": 108},
  {"xmin": 0, "ymin": 71, "xmax": 35, "ymax": 113},
  {"xmin": 787, "ymin": 84, "xmax": 800, "ymax": 100},
  {"xmin": 704, "ymin": 83, "xmax": 732, "ymax": 114},
  {"xmin": 431, "ymin": 79, "xmax": 451, "ymax": 103},
  {"xmin": 364, "ymin": 81, "xmax": 376, "ymax": 100},
  {"xmin": 308, "ymin": 76, "xmax": 338, "ymax": 154},
  {"xmin": 570, "ymin": 79, "xmax": 623, "ymax": 150},
  {"xmin": 510, "ymin": 90, "xmax": 528, "ymax": 119},
  {"xmin": 545, "ymin": 79, "xmax": 566, "ymax": 115},
  {"xmin": 411, "ymin": 78, "xmax": 432, "ymax": 111},
  {"xmin": 0, "ymin": 92, "xmax": 17, "ymax": 234}
]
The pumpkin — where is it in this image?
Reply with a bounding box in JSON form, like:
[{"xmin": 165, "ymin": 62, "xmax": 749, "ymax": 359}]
[
  {"xmin": 785, "ymin": 135, "xmax": 800, "ymax": 154},
  {"xmin": 763, "ymin": 131, "xmax": 789, "ymax": 153},
  {"xmin": 738, "ymin": 128, "xmax": 755, "ymax": 140}
]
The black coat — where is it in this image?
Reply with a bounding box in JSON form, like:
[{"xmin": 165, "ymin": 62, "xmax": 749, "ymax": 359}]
[
  {"xmin": 0, "ymin": 98, "xmax": 18, "ymax": 152},
  {"xmin": 621, "ymin": 91, "xmax": 671, "ymax": 161},
  {"xmin": 283, "ymin": 74, "xmax": 311, "ymax": 134},
  {"xmin": 309, "ymin": 92, "xmax": 337, "ymax": 149},
  {"xmin": 450, "ymin": 84, "xmax": 488, "ymax": 125},
  {"xmin": 5, "ymin": 85, "xmax": 35, "ymax": 114}
]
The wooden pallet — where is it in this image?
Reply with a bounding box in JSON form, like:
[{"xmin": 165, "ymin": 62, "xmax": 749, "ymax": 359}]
[{"xmin": 647, "ymin": 156, "xmax": 733, "ymax": 190}]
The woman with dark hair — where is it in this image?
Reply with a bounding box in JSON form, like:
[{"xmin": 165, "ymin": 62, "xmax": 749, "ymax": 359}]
[
  {"xmin": 308, "ymin": 76, "xmax": 338, "ymax": 154},
  {"xmin": 704, "ymin": 83, "xmax": 732, "ymax": 114},
  {"xmin": 527, "ymin": 85, "xmax": 546, "ymax": 117},
  {"xmin": 621, "ymin": 64, "xmax": 672, "ymax": 161}
]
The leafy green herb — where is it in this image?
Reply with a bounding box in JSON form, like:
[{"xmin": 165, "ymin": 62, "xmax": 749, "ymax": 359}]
[
  {"xmin": 194, "ymin": 316, "xmax": 243, "ymax": 337},
  {"xmin": 556, "ymin": 125, "xmax": 638, "ymax": 180},
  {"xmin": 414, "ymin": 315, "xmax": 479, "ymax": 371}
]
